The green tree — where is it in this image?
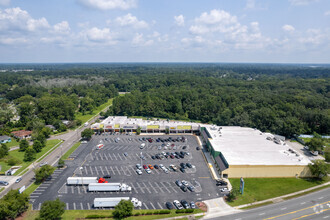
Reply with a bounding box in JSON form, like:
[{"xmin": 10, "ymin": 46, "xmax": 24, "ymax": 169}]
[
  {"xmin": 119, "ymin": 128, "xmax": 123, "ymax": 134},
  {"xmin": 57, "ymin": 158, "xmax": 65, "ymax": 168},
  {"xmin": 24, "ymin": 147, "xmax": 36, "ymax": 162},
  {"xmin": 81, "ymin": 128, "xmax": 94, "ymax": 140},
  {"xmin": 325, "ymin": 147, "xmax": 330, "ymax": 162},
  {"xmin": 0, "ymin": 143, "xmax": 9, "ymax": 158},
  {"xmin": 19, "ymin": 139, "xmax": 29, "ymax": 152},
  {"xmin": 165, "ymin": 127, "xmax": 169, "ymax": 134},
  {"xmin": 38, "ymin": 198, "xmax": 65, "ymax": 220},
  {"xmin": 40, "ymin": 127, "xmax": 52, "ymax": 138},
  {"xmin": 33, "ymin": 140, "xmax": 43, "ymax": 153},
  {"xmin": 307, "ymin": 137, "xmax": 324, "ymax": 151},
  {"xmin": 308, "ymin": 159, "xmax": 329, "ymax": 179},
  {"xmin": 113, "ymin": 200, "xmax": 134, "ymax": 219},
  {"xmin": 34, "ymin": 164, "xmax": 55, "ymax": 183},
  {"xmin": 136, "ymin": 126, "xmax": 141, "ymax": 135},
  {"xmin": 0, "ymin": 190, "xmax": 29, "ymax": 219}
]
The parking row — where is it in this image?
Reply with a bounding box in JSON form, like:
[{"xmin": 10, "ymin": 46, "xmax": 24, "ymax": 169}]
[
  {"xmin": 33, "ymin": 200, "xmax": 180, "ymax": 210},
  {"xmin": 90, "ymin": 152, "xmax": 192, "ymax": 162},
  {"xmin": 30, "ymin": 169, "xmax": 65, "ymax": 203},
  {"xmin": 58, "ymin": 180, "xmax": 199, "ymax": 195},
  {"xmin": 79, "ymin": 165, "xmax": 196, "ymax": 176},
  {"xmin": 98, "ymin": 144, "xmax": 189, "ymax": 152}
]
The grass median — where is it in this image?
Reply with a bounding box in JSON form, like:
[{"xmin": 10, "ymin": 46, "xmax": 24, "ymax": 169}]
[
  {"xmin": 61, "ymin": 142, "xmax": 81, "ymax": 160},
  {"xmin": 228, "ymin": 177, "xmax": 328, "ymax": 206}
]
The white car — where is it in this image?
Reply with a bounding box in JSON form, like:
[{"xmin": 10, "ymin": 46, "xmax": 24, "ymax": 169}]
[
  {"xmin": 181, "ymin": 180, "xmax": 188, "ymax": 186},
  {"xmin": 220, "ymin": 187, "xmax": 229, "ymax": 192},
  {"xmin": 39, "ymin": 162, "xmax": 48, "ymax": 167},
  {"xmin": 173, "ymin": 200, "xmax": 183, "ymax": 209},
  {"xmin": 145, "ymin": 168, "xmax": 151, "ymax": 174},
  {"xmin": 136, "ymin": 169, "xmax": 142, "ymax": 175}
]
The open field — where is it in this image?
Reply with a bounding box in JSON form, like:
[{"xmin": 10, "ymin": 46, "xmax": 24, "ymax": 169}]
[
  {"xmin": 228, "ymin": 177, "xmax": 328, "ymax": 206},
  {"xmin": 75, "ymin": 98, "xmax": 113, "ymax": 124},
  {"xmin": 0, "ymin": 139, "xmax": 61, "ymax": 175},
  {"xmin": 5, "ymin": 139, "xmax": 20, "ymax": 148}
]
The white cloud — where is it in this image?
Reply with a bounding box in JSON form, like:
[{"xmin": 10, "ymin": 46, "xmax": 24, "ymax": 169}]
[
  {"xmin": 174, "ymin": 15, "xmax": 184, "ymax": 26},
  {"xmin": 0, "ymin": 0, "xmax": 10, "ymax": 6},
  {"xmin": 289, "ymin": 0, "xmax": 319, "ymax": 6},
  {"xmin": 282, "ymin": 24, "xmax": 295, "ymax": 32},
  {"xmin": 85, "ymin": 27, "xmax": 115, "ymax": 43},
  {"xmin": 0, "ymin": 7, "xmax": 49, "ymax": 32},
  {"xmin": 195, "ymin": 9, "xmax": 237, "ymax": 25},
  {"xmin": 78, "ymin": 0, "xmax": 136, "ymax": 10},
  {"xmin": 325, "ymin": 11, "xmax": 330, "ymax": 16},
  {"xmin": 53, "ymin": 21, "xmax": 71, "ymax": 34},
  {"xmin": 298, "ymin": 29, "xmax": 325, "ymax": 45},
  {"xmin": 132, "ymin": 33, "xmax": 153, "ymax": 46},
  {"xmin": 0, "ymin": 37, "xmax": 27, "ymax": 45},
  {"xmin": 115, "ymin": 13, "xmax": 148, "ymax": 29}
]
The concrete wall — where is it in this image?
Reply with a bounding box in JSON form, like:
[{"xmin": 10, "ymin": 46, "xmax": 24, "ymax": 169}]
[{"xmin": 223, "ymin": 165, "xmax": 312, "ymax": 178}]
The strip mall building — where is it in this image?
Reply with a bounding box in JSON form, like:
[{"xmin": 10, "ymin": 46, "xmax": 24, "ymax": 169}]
[{"xmin": 91, "ymin": 116, "xmax": 311, "ymax": 178}]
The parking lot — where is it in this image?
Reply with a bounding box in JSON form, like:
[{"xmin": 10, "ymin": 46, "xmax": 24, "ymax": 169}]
[{"xmin": 31, "ymin": 133, "xmax": 221, "ymax": 210}]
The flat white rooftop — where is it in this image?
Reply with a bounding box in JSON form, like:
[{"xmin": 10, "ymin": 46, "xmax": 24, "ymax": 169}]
[{"xmin": 205, "ymin": 126, "xmax": 311, "ymax": 166}]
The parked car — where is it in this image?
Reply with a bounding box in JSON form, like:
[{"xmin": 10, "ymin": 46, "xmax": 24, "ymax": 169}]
[
  {"xmin": 175, "ymin": 180, "xmax": 183, "ymax": 187},
  {"xmin": 136, "ymin": 169, "xmax": 142, "ymax": 175},
  {"xmin": 151, "ymin": 156, "xmax": 156, "ymax": 160},
  {"xmin": 190, "ymin": 201, "xmax": 196, "ymax": 209},
  {"xmin": 15, "ymin": 177, "xmax": 22, "ymax": 183},
  {"xmin": 136, "ymin": 164, "xmax": 142, "ymax": 169},
  {"xmin": 181, "ymin": 200, "xmax": 190, "ymax": 209},
  {"xmin": 196, "ymin": 147, "xmax": 200, "ymax": 150},
  {"xmin": 187, "ymin": 186, "xmax": 195, "ymax": 192},
  {"xmin": 186, "ymin": 163, "xmax": 192, "ymax": 168},
  {"xmin": 145, "ymin": 168, "xmax": 151, "ymax": 174},
  {"xmin": 154, "ymin": 164, "xmax": 159, "ymax": 169},
  {"xmin": 123, "ymin": 152, "xmax": 128, "ymax": 157},
  {"xmin": 180, "ymin": 185, "xmax": 187, "ymax": 192},
  {"xmin": 39, "ymin": 162, "xmax": 48, "ymax": 167},
  {"xmin": 181, "ymin": 180, "xmax": 188, "ymax": 186},
  {"xmin": 166, "ymin": 202, "xmax": 174, "ymax": 209},
  {"xmin": 180, "ymin": 167, "xmax": 186, "ymax": 173},
  {"xmin": 0, "ymin": 181, "xmax": 9, "ymax": 186},
  {"xmin": 103, "ymin": 175, "xmax": 111, "ymax": 178},
  {"xmin": 148, "ymin": 164, "xmax": 154, "ymax": 170},
  {"xmin": 173, "ymin": 200, "xmax": 183, "ymax": 209},
  {"xmin": 182, "ymin": 146, "xmax": 187, "ymax": 149},
  {"xmin": 143, "ymin": 165, "xmax": 148, "ymax": 169}
]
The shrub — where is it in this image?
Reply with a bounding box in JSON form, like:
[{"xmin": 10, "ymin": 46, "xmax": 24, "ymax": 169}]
[
  {"xmin": 159, "ymin": 210, "xmax": 171, "ymax": 214},
  {"xmin": 7, "ymin": 157, "xmax": 21, "ymax": 166},
  {"xmin": 153, "ymin": 210, "xmax": 160, "ymax": 214},
  {"xmin": 146, "ymin": 211, "xmax": 153, "ymax": 215},
  {"xmin": 134, "ymin": 212, "xmax": 140, "ymax": 216}
]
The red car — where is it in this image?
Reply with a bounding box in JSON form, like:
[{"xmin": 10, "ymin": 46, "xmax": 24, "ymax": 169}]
[{"xmin": 143, "ymin": 165, "xmax": 148, "ymax": 169}]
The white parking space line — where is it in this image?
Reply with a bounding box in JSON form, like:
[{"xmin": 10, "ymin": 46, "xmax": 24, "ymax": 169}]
[
  {"xmin": 77, "ymin": 186, "xmax": 80, "ymax": 194},
  {"xmin": 154, "ymin": 182, "xmax": 164, "ymax": 193},
  {"xmin": 142, "ymin": 182, "xmax": 151, "ymax": 193},
  {"xmin": 73, "ymin": 202, "xmax": 76, "ymax": 210},
  {"xmin": 301, "ymin": 202, "xmax": 306, "ymax": 205},
  {"xmin": 84, "ymin": 166, "xmax": 88, "ymax": 174},
  {"xmin": 117, "ymin": 153, "xmax": 123, "ymax": 160},
  {"xmin": 108, "ymin": 153, "xmax": 113, "ymax": 160},
  {"xmin": 143, "ymin": 203, "xmax": 148, "ymax": 209},
  {"xmin": 30, "ymin": 195, "xmax": 39, "ymax": 198},
  {"xmin": 80, "ymin": 203, "xmax": 83, "ymax": 210},
  {"xmin": 259, "ymin": 213, "xmax": 265, "ymax": 216},
  {"xmin": 100, "ymin": 166, "xmax": 104, "ymax": 175},
  {"xmin": 87, "ymin": 203, "xmax": 91, "ymax": 210},
  {"xmin": 71, "ymin": 186, "xmax": 74, "ymax": 194},
  {"xmin": 148, "ymin": 182, "xmax": 158, "ymax": 193},
  {"xmin": 66, "ymin": 203, "xmax": 69, "ymax": 210},
  {"xmin": 90, "ymin": 166, "xmax": 93, "ymax": 175},
  {"xmin": 157, "ymin": 202, "xmax": 163, "ymax": 209},
  {"xmin": 150, "ymin": 202, "xmax": 156, "ymax": 209},
  {"xmin": 319, "ymin": 197, "xmax": 324, "ymax": 200},
  {"xmin": 115, "ymin": 166, "xmax": 120, "ymax": 175},
  {"xmin": 110, "ymin": 166, "xmax": 114, "ymax": 174},
  {"xmin": 113, "ymin": 154, "xmax": 117, "ymax": 160},
  {"xmin": 281, "ymin": 207, "xmax": 287, "ymax": 210},
  {"xmin": 105, "ymin": 166, "xmax": 110, "ymax": 174},
  {"xmin": 104, "ymin": 154, "xmax": 108, "ymax": 160},
  {"xmin": 136, "ymin": 182, "xmax": 144, "ymax": 193},
  {"xmin": 160, "ymin": 182, "xmax": 171, "ymax": 193}
]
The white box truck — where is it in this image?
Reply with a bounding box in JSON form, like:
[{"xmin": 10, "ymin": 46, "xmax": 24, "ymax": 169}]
[
  {"xmin": 67, "ymin": 177, "xmax": 98, "ymax": 185},
  {"xmin": 94, "ymin": 197, "xmax": 130, "ymax": 208},
  {"xmin": 88, "ymin": 183, "xmax": 132, "ymax": 192}
]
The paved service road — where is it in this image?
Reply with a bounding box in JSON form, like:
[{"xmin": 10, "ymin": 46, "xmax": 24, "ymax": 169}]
[{"xmin": 210, "ymin": 187, "xmax": 330, "ymax": 220}]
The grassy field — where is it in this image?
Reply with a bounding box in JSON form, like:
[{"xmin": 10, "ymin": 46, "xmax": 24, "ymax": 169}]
[
  {"xmin": 75, "ymin": 98, "xmax": 113, "ymax": 124},
  {"xmin": 24, "ymin": 182, "xmax": 42, "ymax": 196},
  {"xmin": 5, "ymin": 139, "xmax": 20, "ymax": 148},
  {"xmin": 23, "ymin": 209, "xmax": 204, "ymax": 220},
  {"xmin": 0, "ymin": 139, "xmax": 61, "ymax": 175},
  {"xmin": 228, "ymin": 177, "xmax": 328, "ymax": 206},
  {"xmin": 61, "ymin": 142, "xmax": 81, "ymax": 160}
]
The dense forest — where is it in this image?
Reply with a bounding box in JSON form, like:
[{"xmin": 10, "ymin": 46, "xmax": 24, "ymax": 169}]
[{"xmin": 0, "ymin": 63, "xmax": 329, "ymax": 137}]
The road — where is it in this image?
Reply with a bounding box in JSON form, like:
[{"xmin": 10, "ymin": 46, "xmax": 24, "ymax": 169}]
[
  {"xmin": 208, "ymin": 187, "xmax": 330, "ymax": 220},
  {"xmin": 0, "ymin": 112, "xmax": 105, "ymax": 199}
]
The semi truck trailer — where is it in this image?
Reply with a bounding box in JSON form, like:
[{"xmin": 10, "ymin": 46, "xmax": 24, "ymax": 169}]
[{"xmin": 94, "ymin": 197, "xmax": 130, "ymax": 208}]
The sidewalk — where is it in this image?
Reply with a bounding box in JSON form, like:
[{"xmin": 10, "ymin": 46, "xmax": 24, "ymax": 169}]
[
  {"xmin": 236, "ymin": 180, "xmax": 330, "ymax": 209},
  {"xmin": 203, "ymin": 197, "xmax": 241, "ymax": 219}
]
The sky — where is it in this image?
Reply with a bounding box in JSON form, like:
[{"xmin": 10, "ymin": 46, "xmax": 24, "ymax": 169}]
[{"xmin": 0, "ymin": 0, "xmax": 329, "ymax": 63}]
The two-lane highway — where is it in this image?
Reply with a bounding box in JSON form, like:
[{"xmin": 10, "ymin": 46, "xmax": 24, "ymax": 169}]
[{"xmin": 210, "ymin": 187, "xmax": 330, "ymax": 220}]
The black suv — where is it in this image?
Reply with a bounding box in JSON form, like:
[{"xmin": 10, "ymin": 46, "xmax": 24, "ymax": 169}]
[{"xmin": 181, "ymin": 200, "xmax": 190, "ymax": 209}]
